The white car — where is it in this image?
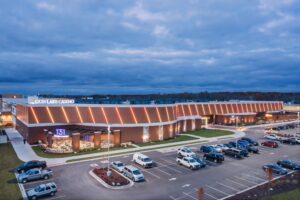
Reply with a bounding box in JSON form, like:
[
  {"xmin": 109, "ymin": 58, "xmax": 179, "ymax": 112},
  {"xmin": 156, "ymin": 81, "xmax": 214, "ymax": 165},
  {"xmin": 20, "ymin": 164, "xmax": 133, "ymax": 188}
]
[
  {"xmin": 111, "ymin": 161, "xmax": 125, "ymax": 172},
  {"xmin": 210, "ymin": 145, "xmax": 223, "ymax": 153},
  {"xmin": 215, "ymin": 144, "xmax": 229, "ymax": 152},
  {"xmin": 290, "ymin": 137, "xmax": 300, "ymax": 144},
  {"xmin": 177, "ymin": 147, "xmax": 196, "ymax": 157},
  {"xmin": 133, "ymin": 153, "xmax": 153, "ymax": 168},
  {"xmin": 264, "ymin": 134, "xmax": 280, "ymax": 140},
  {"xmin": 176, "ymin": 156, "xmax": 201, "ymax": 169}
]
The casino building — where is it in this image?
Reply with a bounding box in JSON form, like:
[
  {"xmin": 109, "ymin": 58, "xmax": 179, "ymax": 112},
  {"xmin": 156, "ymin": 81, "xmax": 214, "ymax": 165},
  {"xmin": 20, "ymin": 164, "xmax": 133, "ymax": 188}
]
[{"xmin": 13, "ymin": 100, "xmax": 293, "ymax": 153}]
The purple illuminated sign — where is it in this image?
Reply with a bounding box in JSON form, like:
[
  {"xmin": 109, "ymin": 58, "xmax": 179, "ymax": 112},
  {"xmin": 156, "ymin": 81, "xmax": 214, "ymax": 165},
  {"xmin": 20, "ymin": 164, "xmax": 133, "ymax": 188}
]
[{"xmin": 54, "ymin": 129, "xmax": 69, "ymax": 138}]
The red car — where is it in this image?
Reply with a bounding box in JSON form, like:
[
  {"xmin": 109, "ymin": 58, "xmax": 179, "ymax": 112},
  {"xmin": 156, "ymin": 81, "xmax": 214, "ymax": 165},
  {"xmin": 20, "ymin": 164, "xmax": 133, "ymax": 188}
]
[{"xmin": 261, "ymin": 141, "xmax": 279, "ymax": 148}]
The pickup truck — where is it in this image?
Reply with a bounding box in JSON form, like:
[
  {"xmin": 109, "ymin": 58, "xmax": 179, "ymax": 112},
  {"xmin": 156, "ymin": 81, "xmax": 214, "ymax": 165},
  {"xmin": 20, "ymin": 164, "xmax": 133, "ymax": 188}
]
[
  {"xmin": 27, "ymin": 182, "xmax": 57, "ymax": 200},
  {"xmin": 18, "ymin": 168, "xmax": 53, "ymax": 183},
  {"xmin": 176, "ymin": 156, "xmax": 201, "ymax": 170}
]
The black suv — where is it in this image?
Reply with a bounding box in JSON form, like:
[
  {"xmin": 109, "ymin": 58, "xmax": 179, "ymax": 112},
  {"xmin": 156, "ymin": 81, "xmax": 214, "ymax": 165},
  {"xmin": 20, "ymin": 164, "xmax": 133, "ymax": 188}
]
[
  {"xmin": 17, "ymin": 160, "xmax": 47, "ymax": 173},
  {"xmin": 223, "ymin": 148, "xmax": 243, "ymax": 159},
  {"xmin": 203, "ymin": 152, "xmax": 224, "ymax": 163}
]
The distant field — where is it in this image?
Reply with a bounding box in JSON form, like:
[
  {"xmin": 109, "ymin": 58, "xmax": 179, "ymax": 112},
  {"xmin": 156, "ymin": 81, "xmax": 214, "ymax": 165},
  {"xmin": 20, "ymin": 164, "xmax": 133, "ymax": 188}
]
[{"xmin": 0, "ymin": 143, "xmax": 23, "ymax": 200}]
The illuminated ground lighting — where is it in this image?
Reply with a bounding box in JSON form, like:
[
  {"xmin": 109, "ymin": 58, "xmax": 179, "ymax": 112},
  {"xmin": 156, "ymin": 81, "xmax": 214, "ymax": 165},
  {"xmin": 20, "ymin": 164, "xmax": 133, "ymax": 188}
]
[
  {"xmin": 101, "ymin": 107, "xmax": 109, "ymax": 124},
  {"xmin": 188, "ymin": 104, "xmax": 192, "ymax": 116},
  {"xmin": 46, "ymin": 107, "xmax": 55, "ymax": 123},
  {"xmin": 88, "ymin": 107, "xmax": 96, "ymax": 124},
  {"xmin": 61, "ymin": 107, "xmax": 69, "ymax": 123},
  {"xmin": 165, "ymin": 107, "xmax": 170, "ymax": 121},
  {"xmin": 225, "ymin": 104, "xmax": 229, "ymax": 114},
  {"xmin": 30, "ymin": 107, "xmax": 39, "ymax": 124},
  {"xmin": 144, "ymin": 107, "xmax": 151, "ymax": 123},
  {"xmin": 115, "ymin": 107, "xmax": 123, "ymax": 124},
  {"xmin": 156, "ymin": 107, "xmax": 162, "ymax": 122},
  {"xmin": 130, "ymin": 107, "xmax": 138, "ymax": 124},
  {"xmin": 181, "ymin": 104, "xmax": 186, "ymax": 116},
  {"xmin": 194, "ymin": 104, "xmax": 199, "ymax": 116},
  {"xmin": 75, "ymin": 107, "xmax": 83, "ymax": 123}
]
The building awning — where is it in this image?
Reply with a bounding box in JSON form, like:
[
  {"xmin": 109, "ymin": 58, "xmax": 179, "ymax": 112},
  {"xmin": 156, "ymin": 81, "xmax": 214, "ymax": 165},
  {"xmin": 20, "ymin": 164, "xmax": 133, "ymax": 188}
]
[{"xmin": 218, "ymin": 112, "xmax": 257, "ymax": 116}]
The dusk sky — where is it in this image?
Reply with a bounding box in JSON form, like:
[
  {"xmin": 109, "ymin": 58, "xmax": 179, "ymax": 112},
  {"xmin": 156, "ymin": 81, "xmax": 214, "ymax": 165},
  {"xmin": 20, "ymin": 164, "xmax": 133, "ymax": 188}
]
[{"xmin": 1, "ymin": 0, "xmax": 300, "ymax": 94}]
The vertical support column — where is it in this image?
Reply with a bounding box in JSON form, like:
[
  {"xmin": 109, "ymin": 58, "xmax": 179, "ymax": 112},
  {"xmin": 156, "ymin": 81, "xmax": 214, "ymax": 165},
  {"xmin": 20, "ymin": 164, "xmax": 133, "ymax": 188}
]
[
  {"xmin": 47, "ymin": 132, "xmax": 53, "ymax": 148},
  {"xmin": 94, "ymin": 131, "xmax": 102, "ymax": 149},
  {"xmin": 113, "ymin": 130, "xmax": 121, "ymax": 147},
  {"xmin": 72, "ymin": 132, "xmax": 80, "ymax": 153}
]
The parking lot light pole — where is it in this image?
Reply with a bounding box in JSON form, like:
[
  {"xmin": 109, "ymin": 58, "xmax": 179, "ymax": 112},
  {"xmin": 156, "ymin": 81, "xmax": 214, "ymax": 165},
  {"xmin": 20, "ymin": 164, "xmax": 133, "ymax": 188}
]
[{"xmin": 107, "ymin": 125, "xmax": 112, "ymax": 177}]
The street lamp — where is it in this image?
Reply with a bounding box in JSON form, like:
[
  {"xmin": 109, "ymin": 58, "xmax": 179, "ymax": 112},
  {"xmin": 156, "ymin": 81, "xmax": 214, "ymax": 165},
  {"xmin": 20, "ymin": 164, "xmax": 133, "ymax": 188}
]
[{"xmin": 107, "ymin": 125, "xmax": 112, "ymax": 177}]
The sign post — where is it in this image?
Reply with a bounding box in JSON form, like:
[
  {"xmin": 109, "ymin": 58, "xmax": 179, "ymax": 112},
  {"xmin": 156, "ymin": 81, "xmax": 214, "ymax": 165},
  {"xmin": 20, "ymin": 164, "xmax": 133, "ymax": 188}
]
[
  {"xmin": 197, "ymin": 187, "xmax": 204, "ymax": 200},
  {"xmin": 107, "ymin": 125, "xmax": 112, "ymax": 177}
]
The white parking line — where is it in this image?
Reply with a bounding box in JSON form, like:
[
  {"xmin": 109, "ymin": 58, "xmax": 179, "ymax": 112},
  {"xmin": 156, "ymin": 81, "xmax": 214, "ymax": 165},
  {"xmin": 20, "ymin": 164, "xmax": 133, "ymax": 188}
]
[
  {"xmin": 183, "ymin": 192, "xmax": 197, "ymax": 200},
  {"xmin": 131, "ymin": 164, "xmax": 161, "ymax": 179},
  {"xmin": 154, "ymin": 167, "xmax": 172, "ymax": 176},
  {"xmin": 226, "ymin": 178, "xmax": 247, "ymax": 187},
  {"xmin": 234, "ymin": 176, "xmax": 257, "ymax": 185},
  {"xmin": 156, "ymin": 161, "xmax": 183, "ymax": 174},
  {"xmin": 204, "ymin": 191, "xmax": 218, "ymax": 200},
  {"xmin": 243, "ymin": 174, "xmax": 265, "ymax": 181},
  {"xmin": 160, "ymin": 158, "xmax": 177, "ymax": 165},
  {"xmin": 205, "ymin": 185, "xmax": 230, "ymax": 196},
  {"xmin": 47, "ymin": 195, "xmax": 66, "ymax": 200},
  {"xmin": 216, "ymin": 182, "xmax": 239, "ymax": 192}
]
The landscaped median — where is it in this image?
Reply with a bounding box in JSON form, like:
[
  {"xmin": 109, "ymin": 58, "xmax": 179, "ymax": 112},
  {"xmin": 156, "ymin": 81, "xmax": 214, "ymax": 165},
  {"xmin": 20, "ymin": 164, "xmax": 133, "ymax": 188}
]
[
  {"xmin": 0, "ymin": 143, "xmax": 23, "ymax": 200},
  {"xmin": 184, "ymin": 129, "xmax": 234, "ymax": 138},
  {"xmin": 138, "ymin": 135, "xmax": 197, "ymax": 147}
]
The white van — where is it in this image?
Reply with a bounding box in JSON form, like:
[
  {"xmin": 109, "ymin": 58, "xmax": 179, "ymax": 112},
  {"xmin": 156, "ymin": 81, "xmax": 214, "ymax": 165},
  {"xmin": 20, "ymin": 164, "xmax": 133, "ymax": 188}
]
[{"xmin": 133, "ymin": 153, "xmax": 154, "ymax": 168}]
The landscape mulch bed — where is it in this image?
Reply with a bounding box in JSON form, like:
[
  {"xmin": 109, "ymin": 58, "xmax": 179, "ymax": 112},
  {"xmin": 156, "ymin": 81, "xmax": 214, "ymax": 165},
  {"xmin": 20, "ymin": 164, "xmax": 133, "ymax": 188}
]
[
  {"xmin": 227, "ymin": 171, "xmax": 300, "ymax": 200},
  {"xmin": 93, "ymin": 167, "xmax": 130, "ymax": 186}
]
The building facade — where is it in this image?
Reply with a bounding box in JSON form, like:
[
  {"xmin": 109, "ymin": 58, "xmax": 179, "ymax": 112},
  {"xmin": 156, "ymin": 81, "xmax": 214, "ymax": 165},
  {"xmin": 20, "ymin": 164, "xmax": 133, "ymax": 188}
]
[{"xmin": 15, "ymin": 101, "xmax": 284, "ymax": 147}]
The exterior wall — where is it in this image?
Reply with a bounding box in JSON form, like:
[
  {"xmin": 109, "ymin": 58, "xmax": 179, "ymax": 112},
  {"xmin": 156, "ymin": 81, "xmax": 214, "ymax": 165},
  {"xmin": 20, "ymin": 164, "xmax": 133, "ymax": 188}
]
[
  {"xmin": 15, "ymin": 101, "xmax": 284, "ymax": 145},
  {"xmin": 215, "ymin": 115, "xmax": 256, "ymax": 125}
]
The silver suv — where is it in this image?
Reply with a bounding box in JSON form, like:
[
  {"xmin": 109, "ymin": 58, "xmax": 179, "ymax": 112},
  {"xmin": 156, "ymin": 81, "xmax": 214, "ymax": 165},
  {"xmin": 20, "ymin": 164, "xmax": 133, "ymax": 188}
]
[
  {"xmin": 26, "ymin": 182, "xmax": 57, "ymax": 200},
  {"xmin": 123, "ymin": 165, "xmax": 145, "ymax": 182}
]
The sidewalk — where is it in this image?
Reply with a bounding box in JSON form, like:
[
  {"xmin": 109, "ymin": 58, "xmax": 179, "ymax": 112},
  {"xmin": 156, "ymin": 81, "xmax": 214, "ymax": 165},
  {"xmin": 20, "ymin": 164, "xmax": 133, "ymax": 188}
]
[{"xmin": 6, "ymin": 127, "xmax": 244, "ymax": 166}]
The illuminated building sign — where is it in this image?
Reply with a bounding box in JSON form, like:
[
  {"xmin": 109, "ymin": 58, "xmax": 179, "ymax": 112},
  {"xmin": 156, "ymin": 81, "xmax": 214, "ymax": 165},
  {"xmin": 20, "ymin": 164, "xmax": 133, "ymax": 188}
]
[
  {"xmin": 28, "ymin": 96, "xmax": 74, "ymax": 105},
  {"xmin": 54, "ymin": 129, "xmax": 69, "ymax": 138}
]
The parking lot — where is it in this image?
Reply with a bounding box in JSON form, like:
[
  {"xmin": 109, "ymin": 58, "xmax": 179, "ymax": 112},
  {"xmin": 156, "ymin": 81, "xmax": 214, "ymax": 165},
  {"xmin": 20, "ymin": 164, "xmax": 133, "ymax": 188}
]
[{"xmin": 22, "ymin": 126, "xmax": 300, "ymax": 200}]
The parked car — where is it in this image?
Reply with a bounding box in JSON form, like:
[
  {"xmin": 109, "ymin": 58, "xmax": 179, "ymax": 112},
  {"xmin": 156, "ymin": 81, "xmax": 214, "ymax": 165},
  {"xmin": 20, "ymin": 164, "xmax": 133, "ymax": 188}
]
[
  {"xmin": 18, "ymin": 168, "xmax": 53, "ymax": 183},
  {"xmin": 200, "ymin": 146, "xmax": 215, "ymax": 153},
  {"xmin": 192, "ymin": 156, "xmax": 207, "ymax": 168},
  {"xmin": 26, "ymin": 182, "xmax": 57, "ymax": 200},
  {"xmin": 17, "ymin": 160, "xmax": 47, "ymax": 173},
  {"xmin": 123, "ymin": 165, "xmax": 145, "ymax": 182},
  {"xmin": 223, "ymin": 148, "xmax": 243, "ymax": 159},
  {"xmin": 177, "ymin": 147, "xmax": 196, "ymax": 157},
  {"xmin": 261, "ymin": 141, "xmax": 279, "ymax": 148},
  {"xmin": 228, "ymin": 142, "xmax": 249, "ymax": 157},
  {"xmin": 264, "ymin": 134, "xmax": 280, "ymax": 140},
  {"xmin": 223, "ymin": 143, "xmax": 234, "ymax": 149},
  {"xmin": 210, "ymin": 145, "xmax": 223, "ymax": 153},
  {"xmin": 215, "ymin": 144, "xmax": 230, "ymax": 152},
  {"xmin": 133, "ymin": 153, "xmax": 154, "ymax": 168},
  {"xmin": 277, "ymin": 160, "xmax": 300, "ymax": 170},
  {"xmin": 290, "ymin": 137, "xmax": 300, "ymax": 144},
  {"xmin": 237, "ymin": 140, "xmax": 251, "ymax": 147},
  {"xmin": 203, "ymin": 152, "xmax": 224, "ymax": 163},
  {"xmin": 176, "ymin": 156, "xmax": 201, "ymax": 170},
  {"xmin": 280, "ymin": 138, "xmax": 298, "ymax": 145},
  {"xmin": 262, "ymin": 164, "xmax": 288, "ymax": 175},
  {"xmin": 111, "ymin": 161, "xmax": 125, "ymax": 172},
  {"xmin": 246, "ymin": 145, "xmax": 259, "ymax": 154},
  {"xmin": 241, "ymin": 137, "xmax": 258, "ymax": 146}
]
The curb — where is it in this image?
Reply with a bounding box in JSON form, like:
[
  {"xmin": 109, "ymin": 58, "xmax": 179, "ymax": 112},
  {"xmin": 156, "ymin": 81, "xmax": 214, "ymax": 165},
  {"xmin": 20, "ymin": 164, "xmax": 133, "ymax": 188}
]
[
  {"xmin": 89, "ymin": 169, "xmax": 134, "ymax": 190},
  {"xmin": 15, "ymin": 173, "xmax": 28, "ymax": 200}
]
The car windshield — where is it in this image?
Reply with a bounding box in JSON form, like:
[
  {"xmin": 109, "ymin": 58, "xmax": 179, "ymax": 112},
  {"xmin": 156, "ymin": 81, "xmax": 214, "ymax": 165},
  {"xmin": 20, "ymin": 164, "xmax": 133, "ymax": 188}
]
[
  {"xmin": 189, "ymin": 159, "xmax": 196, "ymax": 163},
  {"xmin": 143, "ymin": 158, "xmax": 152, "ymax": 162},
  {"xmin": 185, "ymin": 149, "xmax": 192, "ymax": 153},
  {"xmin": 132, "ymin": 170, "xmax": 141, "ymax": 175},
  {"xmin": 34, "ymin": 186, "xmax": 41, "ymax": 192},
  {"xmin": 117, "ymin": 163, "xmax": 124, "ymax": 167},
  {"xmin": 25, "ymin": 170, "xmax": 32, "ymax": 175}
]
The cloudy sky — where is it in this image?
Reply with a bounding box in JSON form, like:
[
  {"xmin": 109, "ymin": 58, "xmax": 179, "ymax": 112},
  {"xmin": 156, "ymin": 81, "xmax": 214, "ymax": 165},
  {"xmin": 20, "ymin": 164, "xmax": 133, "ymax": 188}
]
[{"xmin": 0, "ymin": 0, "xmax": 300, "ymax": 94}]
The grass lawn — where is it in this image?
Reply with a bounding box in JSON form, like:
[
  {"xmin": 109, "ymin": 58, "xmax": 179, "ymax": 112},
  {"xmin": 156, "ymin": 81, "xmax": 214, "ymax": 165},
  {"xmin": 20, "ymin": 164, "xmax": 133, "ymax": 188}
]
[
  {"xmin": 0, "ymin": 143, "xmax": 23, "ymax": 200},
  {"xmin": 262, "ymin": 189, "xmax": 300, "ymax": 200},
  {"xmin": 32, "ymin": 145, "xmax": 135, "ymax": 158},
  {"xmin": 186, "ymin": 129, "xmax": 234, "ymax": 138},
  {"xmin": 138, "ymin": 135, "xmax": 197, "ymax": 147}
]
